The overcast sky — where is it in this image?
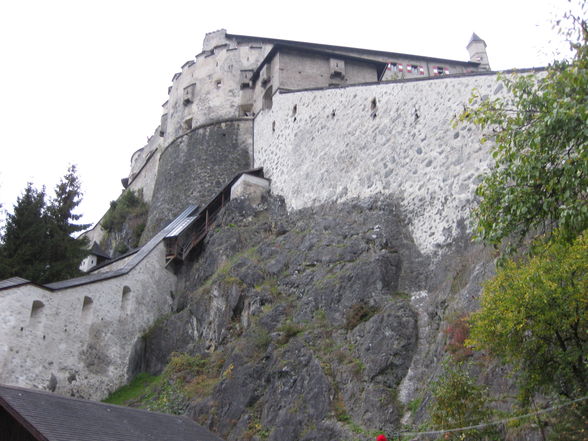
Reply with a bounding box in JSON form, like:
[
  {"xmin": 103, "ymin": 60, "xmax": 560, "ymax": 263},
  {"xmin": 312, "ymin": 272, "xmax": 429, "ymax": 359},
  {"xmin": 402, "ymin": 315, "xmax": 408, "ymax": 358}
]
[{"xmin": 0, "ymin": 0, "xmax": 573, "ymax": 229}]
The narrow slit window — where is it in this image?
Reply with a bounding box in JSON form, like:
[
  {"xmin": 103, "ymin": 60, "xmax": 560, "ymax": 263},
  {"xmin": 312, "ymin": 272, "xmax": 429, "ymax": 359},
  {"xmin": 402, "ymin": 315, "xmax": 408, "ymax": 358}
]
[
  {"xmin": 81, "ymin": 296, "xmax": 93, "ymax": 323},
  {"xmin": 121, "ymin": 286, "xmax": 132, "ymax": 314},
  {"xmin": 30, "ymin": 300, "xmax": 44, "ymax": 320}
]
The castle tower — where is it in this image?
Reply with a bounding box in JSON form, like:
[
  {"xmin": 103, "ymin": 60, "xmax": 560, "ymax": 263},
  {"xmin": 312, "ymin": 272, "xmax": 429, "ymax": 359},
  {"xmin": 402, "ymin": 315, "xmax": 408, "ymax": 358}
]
[{"xmin": 467, "ymin": 33, "xmax": 490, "ymax": 70}]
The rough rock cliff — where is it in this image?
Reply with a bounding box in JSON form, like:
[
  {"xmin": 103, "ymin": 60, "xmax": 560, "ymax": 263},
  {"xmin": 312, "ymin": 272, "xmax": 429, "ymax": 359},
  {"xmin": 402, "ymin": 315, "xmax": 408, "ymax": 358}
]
[{"xmin": 125, "ymin": 192, "xmax": 502, "ymax": 441}]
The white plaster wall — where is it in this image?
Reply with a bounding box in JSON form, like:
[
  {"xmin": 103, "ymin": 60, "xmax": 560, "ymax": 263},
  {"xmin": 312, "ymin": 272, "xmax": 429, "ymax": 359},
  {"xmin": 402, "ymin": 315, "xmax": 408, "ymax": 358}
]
[
  {"xmin": 254, "ymin": 74, "xmax": 508, "ymax": 255},
  {"xmin": 0, "ymin": 242, "xmax": 176, "ymax": 400}
]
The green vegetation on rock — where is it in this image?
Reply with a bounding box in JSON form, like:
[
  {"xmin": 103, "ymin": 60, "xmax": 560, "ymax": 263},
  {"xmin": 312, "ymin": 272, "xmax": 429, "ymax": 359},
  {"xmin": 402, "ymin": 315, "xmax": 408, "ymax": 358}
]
[
  {"xmin": 468, "ymin": 230, "xmax": 588, "ymax": 398},
  {"xmin": 103, "ymin": 372, "xmax": 160, "ymax": 406},
  {"xmin": 457, "ymin": 4, "xmax": 588, "ymax": 439},
  {"xmin": 428, "ymin": 360, "xmax": 498, "ymax": 441},
  {"xmin": 100, "ymin": 189, "xmax": 149, "ymax": 254},
  {"xmin": 102, "ymin": 189, "xmax": 148, "ymax": 234}
]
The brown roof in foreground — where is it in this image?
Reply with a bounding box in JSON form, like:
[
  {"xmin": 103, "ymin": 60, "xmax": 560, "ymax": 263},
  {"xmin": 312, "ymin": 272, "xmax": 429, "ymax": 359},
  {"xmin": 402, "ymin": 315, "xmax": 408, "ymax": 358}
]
[{"xmin": 0, "ymin": 383, "xmax": 224, "ymax": 441}]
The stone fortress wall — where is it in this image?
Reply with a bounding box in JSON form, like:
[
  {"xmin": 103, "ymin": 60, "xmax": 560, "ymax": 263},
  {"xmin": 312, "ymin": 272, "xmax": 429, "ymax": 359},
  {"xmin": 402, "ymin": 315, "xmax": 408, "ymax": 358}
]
[
  {"xmin": 0, "ymin": 29, "xmax": 512, "ymax": 400},
  {"xmin": 0, "ymin": 241, "xmax": 176, "ymax": 399},
  {"xmin": 253, "ymin": 73, "xmax": 508, "ymax": 256}
]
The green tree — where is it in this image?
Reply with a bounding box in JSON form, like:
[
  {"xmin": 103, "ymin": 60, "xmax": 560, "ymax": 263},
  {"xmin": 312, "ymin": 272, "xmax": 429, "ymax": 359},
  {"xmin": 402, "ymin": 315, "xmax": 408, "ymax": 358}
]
[
  {"xmin": 459, "ymin": 2, "xmax": 588, "ymax": 252},
  {"xmin": 468, "ymin": 231, "xmax": 588, "ymax": 398},
  {"xmin": 0, "ymin": 184, "xmax": 51, "ymax": 282},
  {"xmin": 461, "ymin": 4, "xmax": 588, "ymax": 437},
  {"xmin": 45, "ymin": 165, "xmax": 90, "ymax": 282},
  {"xmin": 428, "ymin": 360, "xmax": 498, "ymax": 440},
  {"xmin": 0, "ymin": 166, "xmax": 89, "ymax": 284}
]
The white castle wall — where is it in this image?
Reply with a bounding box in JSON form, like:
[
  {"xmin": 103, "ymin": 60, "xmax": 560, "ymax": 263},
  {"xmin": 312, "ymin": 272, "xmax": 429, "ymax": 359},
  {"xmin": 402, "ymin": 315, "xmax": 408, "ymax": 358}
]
[
  {"xmin": 127, "ymin": 128, "xmax": 162, "ymax": 204},
  {"xmin": 0, "ymin": 242, "xmax": 176, "ymax": 400},
  {"xmin": 254, "ymin": 73, "xmax": 508, "ymax": 255}
]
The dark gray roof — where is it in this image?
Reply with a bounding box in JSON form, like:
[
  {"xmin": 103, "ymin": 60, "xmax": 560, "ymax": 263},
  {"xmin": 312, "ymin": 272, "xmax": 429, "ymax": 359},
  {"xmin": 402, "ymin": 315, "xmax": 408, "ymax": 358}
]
[
  {"xmin": 0, "ymin": 277, "xmax": 31, "ymax": 291},
  {"xmin": 468, "ymin": 33, "xmax": 486, "ymax": 47},
  {"xmin": 89, "ymin": 242, "xmax": 111, "ymax": 259},
  {"xmin": 227, "ymin": 32, "xmax": 481, "ymax": 67},
  {"xmin": 0, "ymin": 383, "xmax": 224, "ymax": 441}
]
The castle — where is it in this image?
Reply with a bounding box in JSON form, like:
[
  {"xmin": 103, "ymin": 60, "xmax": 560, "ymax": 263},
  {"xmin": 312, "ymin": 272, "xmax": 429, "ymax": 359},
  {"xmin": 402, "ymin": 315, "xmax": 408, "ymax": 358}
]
[{"xmin": 0, "ymin": 29, "xmax": 514, "ymax": 400}]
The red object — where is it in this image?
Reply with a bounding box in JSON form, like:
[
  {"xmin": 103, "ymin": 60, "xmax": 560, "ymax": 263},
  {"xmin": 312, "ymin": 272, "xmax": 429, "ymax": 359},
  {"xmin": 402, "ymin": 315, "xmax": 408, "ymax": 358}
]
[{"xmin": 376, "ymin": 435, "xmax": 387, "ymax": 441}]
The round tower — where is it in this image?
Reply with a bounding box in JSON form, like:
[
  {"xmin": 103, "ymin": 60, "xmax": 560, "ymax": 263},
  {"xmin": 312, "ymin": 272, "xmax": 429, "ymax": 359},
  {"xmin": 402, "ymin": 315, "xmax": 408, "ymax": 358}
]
[{"xmin": 467, "ymin": 33, "xmax": 490, "ymax": 71}]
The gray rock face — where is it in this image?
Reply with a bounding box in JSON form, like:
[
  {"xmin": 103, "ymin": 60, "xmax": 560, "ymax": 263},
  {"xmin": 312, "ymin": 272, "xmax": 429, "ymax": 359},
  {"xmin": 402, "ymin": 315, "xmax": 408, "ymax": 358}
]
[{"xmin": 137, "ymin": 195, "xmax": 495, "ymax": 440}]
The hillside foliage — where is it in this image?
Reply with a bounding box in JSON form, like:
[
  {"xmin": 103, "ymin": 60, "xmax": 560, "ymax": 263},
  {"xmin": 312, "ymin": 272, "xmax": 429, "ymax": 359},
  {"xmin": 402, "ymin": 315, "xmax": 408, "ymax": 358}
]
[
  {"xmin": 468, "ymin": 231, "xmax": 588, "ymax": 398},
  {"xmin": 462, "ymin": 3, "xmax": 588, "ymax": 439},
  {"xmin": 459, "ymin": 4, "xmax": 588, "ymax": 253}
]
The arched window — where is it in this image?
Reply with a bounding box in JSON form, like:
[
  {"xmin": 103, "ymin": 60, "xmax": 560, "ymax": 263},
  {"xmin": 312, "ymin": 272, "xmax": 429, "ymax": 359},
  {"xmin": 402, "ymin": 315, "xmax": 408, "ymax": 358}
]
[
  {"xmin": 81, "ymin": 296, "xmax": 93, "ymax": 323},
  {"xmin": 121, "ymin": 286, "xmax": 132, "ymax": 314},
  {"xmin": 29, "ymin": 300, "xmax": 45, "ymax": 331}
]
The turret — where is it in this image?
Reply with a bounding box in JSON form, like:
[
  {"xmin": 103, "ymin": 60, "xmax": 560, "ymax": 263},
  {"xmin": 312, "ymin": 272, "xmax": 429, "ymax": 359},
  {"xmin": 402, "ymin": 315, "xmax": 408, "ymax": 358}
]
[
  {"xmin": 467, "ymin": 33, "xmax": 490, "ymax": 71},
  {"xmin": 203, "ymin": 29, "xmax": 228, "ymax": 51}
]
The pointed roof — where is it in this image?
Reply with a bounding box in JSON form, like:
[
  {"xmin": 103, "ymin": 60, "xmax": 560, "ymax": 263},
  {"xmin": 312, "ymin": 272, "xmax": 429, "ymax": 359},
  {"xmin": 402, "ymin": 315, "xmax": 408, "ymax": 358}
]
[
  {"xmin": 467, "ymin": 32, "xmax": 487, "ymax": 48},
  {"xmin": 88, "ymin": 242, "xmax": 111, "ymax": 259},
  {"xmin": 0, "ymin": 383, "xmax": 224, "ymax": 441}
]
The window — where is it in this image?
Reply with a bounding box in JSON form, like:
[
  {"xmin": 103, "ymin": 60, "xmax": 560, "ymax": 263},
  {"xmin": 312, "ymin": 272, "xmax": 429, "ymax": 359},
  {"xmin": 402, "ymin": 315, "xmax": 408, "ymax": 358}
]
[
  {"xmin": 407, "ymin": 64, "xmax": 420, "ymax": 74},
  {"xmin": 330, "ymin": 58, "xmax": 345, "ymax": 78},
  {"xmin": 183, "ymin": 84, "xmax": 195, "ymax": 105},
  {"xmin": 29, "ymin": 300, "xmax": 45, "ymax": 330},
  {"xmin": 121, "ymin": 286, "xmax": 132, "ymax": 314},
  {"xmin": 183, "ymin": 117, "xmax": 193, "ymax": 132},
  {"xmin": 386, "ymin": 62, "xmax": 403, "ymax": 73},
  {"xmin": 240, "ymin": 70, "xmax": 253, "ymax": 89},
  {"xmin": 30, "ymin": 300, "xmax": 44, "ymax": 320},
  {"xmin": 432, "ymin": 66, "xmax": 449, "ymax": 76},
  {"xmin": 159, "ymin": 113, "xmax": 168, "ymax": 137},
  {"xmin": 81, "ymin": 296, "xmax": 93, "ymax": 323}
]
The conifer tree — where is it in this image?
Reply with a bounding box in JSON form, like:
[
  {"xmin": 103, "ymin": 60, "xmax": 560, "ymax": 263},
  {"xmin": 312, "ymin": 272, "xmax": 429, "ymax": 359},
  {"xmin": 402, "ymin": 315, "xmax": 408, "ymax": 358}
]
[
  {"xmin": 0, "ymin": 166, "xmax": 90, "ymax": 284},
  {"xmin": 0, "ymin": 184, "xmax": 50, "ymax": 282},
  {"xmin": 45, "ymin": 165, "xmax": 90, "ymax": 282}
]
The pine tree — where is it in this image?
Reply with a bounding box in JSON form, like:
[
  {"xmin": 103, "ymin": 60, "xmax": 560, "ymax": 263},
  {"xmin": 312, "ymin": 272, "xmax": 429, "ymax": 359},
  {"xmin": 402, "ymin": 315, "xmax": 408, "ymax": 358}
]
[
  {"xmin": 0, "ymin": 184, "xmax": 51, "ymax": 282},
  {"xmin": 45, "ymin": 165, "xmax": 90, "ymax": 282},
  {"xmin": 0, "ymin": 166, "xmax": 90, "ymax": 284}
]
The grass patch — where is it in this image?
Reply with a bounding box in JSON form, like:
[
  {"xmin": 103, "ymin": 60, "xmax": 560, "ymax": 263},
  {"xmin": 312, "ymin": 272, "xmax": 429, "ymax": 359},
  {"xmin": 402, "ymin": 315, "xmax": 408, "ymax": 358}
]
[{"xmin": 103, "ymin": 372, "xmax": 160, "ymax": 405}]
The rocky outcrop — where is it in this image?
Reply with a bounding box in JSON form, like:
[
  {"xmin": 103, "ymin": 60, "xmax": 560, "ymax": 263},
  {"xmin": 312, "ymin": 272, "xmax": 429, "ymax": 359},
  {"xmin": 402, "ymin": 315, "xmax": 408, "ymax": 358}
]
[{"xmin": 129, "ymin": 194, "xmax": 500, "ymax": 441}]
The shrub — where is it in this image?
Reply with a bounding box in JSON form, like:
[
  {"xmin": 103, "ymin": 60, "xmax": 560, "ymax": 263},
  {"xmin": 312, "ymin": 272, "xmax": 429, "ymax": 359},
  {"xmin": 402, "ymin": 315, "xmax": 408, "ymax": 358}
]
[
  {"xmin": 444, "ymin": 316, "xmax": 473, "ymax": 361},
  {"xmin": 102, "ymin": 189, "xmax": 148, "ymax": 234},
  {"xmin": 428, "ymin": 360, "xmax": 498, "ymax": 440},
  {"xmin": 344, "ymin": 303, "xmax": 378, "ymax": 330}
]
